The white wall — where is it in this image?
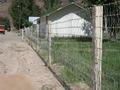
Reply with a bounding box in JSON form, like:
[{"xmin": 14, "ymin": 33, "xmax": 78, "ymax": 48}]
[{"xmin": 51, "ymin": 13, "xmax": 92, "ymax": 37}]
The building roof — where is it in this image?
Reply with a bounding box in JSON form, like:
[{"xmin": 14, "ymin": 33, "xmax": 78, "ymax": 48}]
[
  {"xmin": 46, "ymin": 2, "xmax": 88, "ymax": 17},
  {"xmin": 36, "ymin": 2, "xmax": 90, "ymax": 22},
  {"xmin": 48, "ymin": 2, "xmax": 91, "ymax": 22}
]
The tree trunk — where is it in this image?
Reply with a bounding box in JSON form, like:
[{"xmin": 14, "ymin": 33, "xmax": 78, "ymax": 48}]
[{"xmin": 110, "ymin": 30, "xmax": 117, "ymax": 42}]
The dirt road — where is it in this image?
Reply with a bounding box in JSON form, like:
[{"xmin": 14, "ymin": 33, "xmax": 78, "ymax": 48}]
[{"xmin": 0, "ymin": 32, "xmax": 64, "ymax": 90}]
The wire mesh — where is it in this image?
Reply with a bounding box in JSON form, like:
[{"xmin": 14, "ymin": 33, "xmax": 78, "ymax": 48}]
[
  {"xmin": 23, "ymin": 24, "xmax": 49, "ymax": 62},
  {"xmin": 49, "ymin": 8, "xmax": 94, "ymax": 89},
  {"xmin": 102, "ymin": 1, "xmax": 120, "ymax": 90},
  {"xmin": 38, "ymin": 22, "xmax": 49, "ymax": 62},
  {"xmin": 21, "ymin": 2, "xmax": 120, "ymax": 90}
]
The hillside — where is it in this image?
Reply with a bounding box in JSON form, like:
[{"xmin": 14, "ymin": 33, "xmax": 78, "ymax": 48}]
[
  {"xmin": 34, "ymin": 0, "xmax": 80, "ymax": 8},
  {"xmin": 0, "ymin": 0, "xmax": 80, "ymax": 27},
  {"xmin": 0, "ymin": 0, "xmax": 11, "ymax": 17},
  {"xmin": 0, "ymin": 0, "xmax": 12, "ymax": 27},
  {"xmin": 0, "ymin": 0, "xmax": 77, "ymax": 18}
]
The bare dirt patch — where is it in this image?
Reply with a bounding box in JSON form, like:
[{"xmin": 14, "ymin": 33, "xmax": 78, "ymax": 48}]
[
  {"xmin": 0, "ymin": 32, "xmax": 64, "ymax": 90},
  {"xmin": 0, "ymin": 74, "xmax": 34, "ymax": 90},
  {"xmin": 10, "ymin": 43, "xmax": 28, "ymax": 52},
  {"xmin": 0, "ymin": 61, "xmax": 7, "ymax": 74},
  {"xmin": 0, "ymin": 48, "xmax": 3, "ymax": 55},
  {"xmin": 41, "ymin": 84, "xmax": 57, "ymax": 90}
]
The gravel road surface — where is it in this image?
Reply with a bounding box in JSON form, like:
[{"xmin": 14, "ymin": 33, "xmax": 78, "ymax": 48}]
[{"xmin": 0, "ymin": 31, "xmax": 64, "ymax": 90}]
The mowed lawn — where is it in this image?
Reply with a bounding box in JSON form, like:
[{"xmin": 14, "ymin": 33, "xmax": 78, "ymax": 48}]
[{"xmin": 51, "ymin": 33, "xmax": 120, "ymax": 90}]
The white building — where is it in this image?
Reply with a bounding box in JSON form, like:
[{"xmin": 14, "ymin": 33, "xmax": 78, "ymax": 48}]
[
  {"xmin": 29, "ymin": 16, "xmax": 40, "ymax": 25},
  {"xmin": 39, "ymin": 3, "xmax": 92, "ymax": 38}
]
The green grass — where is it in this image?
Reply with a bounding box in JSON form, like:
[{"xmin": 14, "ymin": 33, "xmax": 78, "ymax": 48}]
[
  {"xmin": 51, "ymin": 34, "xmax": 120, "ymax": 90},
  {"xmin": 52, "ymin": 37, "xmax": 93, "ymax": 87},
  {"xmin": 102, "ymin": 39, "xmax": 120, "ymax": 90},
  {"xmin": 27, "ymin": 33, "xmax": 120, "ymax": 90}
]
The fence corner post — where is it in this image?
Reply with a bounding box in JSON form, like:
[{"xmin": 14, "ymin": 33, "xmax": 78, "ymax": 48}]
[{"xmin": 93, "ymin": 5, "xmax": 103, "ymax": 90}]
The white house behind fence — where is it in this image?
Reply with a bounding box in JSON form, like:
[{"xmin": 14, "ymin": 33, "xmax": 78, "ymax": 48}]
[{"xmin": 38, "ymin": 3, "xmax": 92, "ymax": 38}]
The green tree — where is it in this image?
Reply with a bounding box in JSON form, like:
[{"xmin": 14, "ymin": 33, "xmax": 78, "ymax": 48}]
[
  {"xmin": 69, "ymin": 0, "xmax": 76, "ymax": 2},
  {"xmin": 10, "ymin": 0, "xmax": 41, "ymax": 29},
  {"xmin": 83, "ymin": 0, "xmax": 109, "ymax": 4},
  {"xmin": 32, "ymin": 5, "xmax": 41, "ymax": 16},
  {"xmin": 84, "ymin": 0, "xmax": 120, "ymax": 41},
  {"xmin": 43, "ymin": 0, "xmax": 60, "ymax": 13}
]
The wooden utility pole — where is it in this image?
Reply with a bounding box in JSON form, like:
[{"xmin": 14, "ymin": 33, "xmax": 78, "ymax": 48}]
[{"xmin": 93, "ymin": 5, "xmax": 103, "ymax": 90}]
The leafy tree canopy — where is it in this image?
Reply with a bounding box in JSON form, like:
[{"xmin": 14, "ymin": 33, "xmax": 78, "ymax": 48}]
[
  {"xmin": 42, "ymin": 0, "xmax": 60, "ymax": 14},
  {"xmin": 10, "ymin": 0, "xmax": 41, "ymax": 29},
  {"xmin": 83, "ymin": 0, "xmax": 119, "ymax": 6}
]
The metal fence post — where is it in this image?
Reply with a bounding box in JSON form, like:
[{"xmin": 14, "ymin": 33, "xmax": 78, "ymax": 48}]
[
  {"xmin": 48, "ymin": 20, "xmax": 52, "ymax": 66},
  {"xmin": 30, "ymin": 26, "xmax": 33, "ymax": 47},
  {"xmin": 36, "ymin": 24, "xmax": 39, "ymax": 52},
  {"xmin": 24, "ymin": 27, "xmax": 26, "ymax": 36},
  {"xmin": 22, "ymin": 28, "xmax": 24, "ymax": 39},
  {"xmin": 27, "ymin": 27, "xmax": 29, "ymax": 42},
  {"xmin": 93, "ymin": 5, "xmax": 103, "ymax": 90},
  {"xmin": 24, "ymin": 27, "xmax": 26, "ymax": 39}
]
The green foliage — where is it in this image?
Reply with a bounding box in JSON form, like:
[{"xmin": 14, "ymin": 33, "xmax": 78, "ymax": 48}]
[
  {"xmin": 0, "ymin": 17, "xmax": 10, "ymax": 30},
  {"xmin": 10, "ymin": 0, "xmax": 41, "ymax": 29},
  {"xmin": 32, "ymin": 5, "xmax": 41, "ymax": 16},
  {"xmin": 85, "ymin": 0, "xmax": 119, "ymax": 5},
  {"xmin": 69, "ymin": 0, "xmax": 74, "ymax": 2},
  {"xmin": 43, "ymin": 0, "xmax": 60, "ymax": 13}
]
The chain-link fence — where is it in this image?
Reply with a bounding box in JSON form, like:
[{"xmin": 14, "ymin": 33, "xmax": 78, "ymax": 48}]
[
  {"xmin": 102, "ymin": 2, "xmax": 120, "ymax": 90},
  {"xmin": 20, "ymin": 2, "xmax": 120, "ymax": 90},
  {"xmin": 49, "ymin": 8, "xmax": 93, "ymax": 90}
]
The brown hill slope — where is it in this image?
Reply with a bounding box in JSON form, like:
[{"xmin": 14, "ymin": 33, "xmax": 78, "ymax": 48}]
[
  {"xmin": 0, "ymin": 0, "xmax": 12, "ymax": 27},
  {"xmin": 0, "ymin": 0, "xmax": 11, "ymax": 17},
  {"xmin": 34, "ymin": 0, "xmax": 70, "ymax": 8}
]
